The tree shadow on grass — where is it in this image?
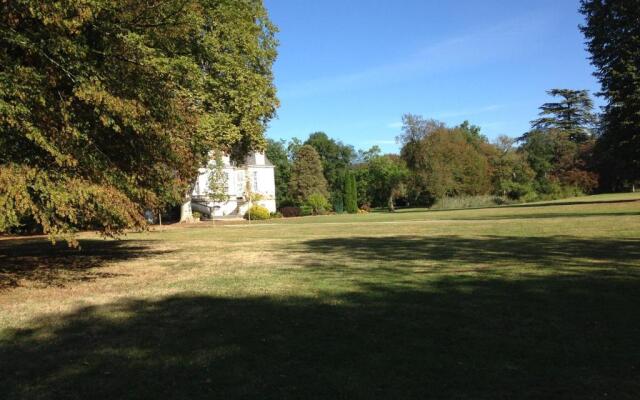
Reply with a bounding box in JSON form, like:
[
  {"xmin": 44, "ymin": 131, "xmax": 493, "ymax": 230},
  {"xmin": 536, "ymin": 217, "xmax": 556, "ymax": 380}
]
[
  {"xmin": 500, "ymin": 198, "xmax": 640, "ymax": 209},
  {"xmin": 1, "ymin": 274, "xmax": 639, "ymax": 399},
  {"xmin": 446, "ymin": 211, "xmax": 640, "ymax": 220},
  {"xmin": 292, "ymin": 235, "xmax": 640, "ymax": 274},
  {"xmin": 0, "ymin": 239, "xmax": 174, "ymax": 291},
  {"xmin": 394, "ymin": 198, "xmax": 640, "ymax": 214}
]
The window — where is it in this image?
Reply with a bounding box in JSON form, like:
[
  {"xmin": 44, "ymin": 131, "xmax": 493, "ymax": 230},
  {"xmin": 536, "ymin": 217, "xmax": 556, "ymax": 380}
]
[
  {"xmin": 253, "ymin": 171, "xmax": 259, "ymax": 192},
  {"xmin": 236, "ymin": 171, "xmax": 244, "ymax": 196}
]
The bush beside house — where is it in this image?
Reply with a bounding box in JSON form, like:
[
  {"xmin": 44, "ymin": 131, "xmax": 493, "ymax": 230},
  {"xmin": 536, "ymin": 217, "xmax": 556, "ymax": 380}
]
[{"xmin": 244, "ymin": 205, "xmax": 271, "ymax": 220}]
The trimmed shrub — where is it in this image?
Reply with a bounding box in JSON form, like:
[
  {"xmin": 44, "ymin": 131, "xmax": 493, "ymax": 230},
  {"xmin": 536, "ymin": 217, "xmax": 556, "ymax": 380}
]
[
  {"xmin": 280, "ymin": 206, "xmax": 302, "ymax": 218},
  {"xmin": 270, "ymin": 211, "xmax": 283, "ymax": 218},
  {"xmin": 305, "ymin": 193, "xmax": 331, "ymax": 215},
  {"xmin": 244, "ymin": 205, "xmax": 270, "ymax": 220},
  {"xmin": 192, "ymin": 211, "xmax": 201, "ymax": 220}
]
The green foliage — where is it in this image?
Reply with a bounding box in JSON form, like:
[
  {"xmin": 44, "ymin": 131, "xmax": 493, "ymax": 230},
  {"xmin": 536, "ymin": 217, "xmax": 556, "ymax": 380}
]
[
  {"xmin": 331, "ymin": 192, "xmax": 344, "ymax": 213},
  {"xmin": 207, "ymin": 151, "xmax": 229, "ymax": 203},
  {"xmin": 243, "ymin": 205, "xmax": 270, "ymax": 220},
  {"xmin": 288, "ymin": 145, "xmax": 329, "ymax": 205},
  {"xmin": 398, "ymin": 114, "xmax": 445, "ymax": 176},
  {"xmin": 265, "ymin": 139, "xmax": 292, "ymax": 206},
  {"xmin": 0, "ymin": 165, "xmax": 145, "ymax": 244},
  {"xmin": 304, "ymin": 132, "xmax": 355, "ymax": 202},
  {"xmin": 530, "ymin": 89, "xmax": 597, "ymax": 143},
  {"xmin": 399, "ymin": 120, "xmax": 492, "ymax": 202},
  {"xmin": 270, "ymin": 211, "xmax": 283, "ymax": 219},
  {"xmin": 352, "ymin": 146, "xmax": 380, "ymax": 208},
  {"xmin": 395, "ymin": 110, "xmax": 602, "ymax": 206},
  {"xmin": 520, "ymin": 129, "xmax": 598, "ymax": 195},
  {"xmin": 491, "ymin": 136, "xmax": 537, "ymax": 200},
  {"xmin": 367, "ymin": 155, "xmax": 409, "ymax": 211},
  {"xmin": 352, "ymin": 164, "xmax": 373, "ymax": 208},
  {"xmin": 457, "ymin": 120, "xmax": 488, "ymax": 144},
  {"xmin": 344, "ymin": 171, "xmax": 358, "ymax": 213},
  {"xmin": 305, "ymin": 193, "xmax": 331, "ymax": 215},
  {"xmin": 331, "ymin": 170, "xmax": 345, "ymax": 213},
  {"xmin": 581, "ymin": 1, "xmax": 640, "ymax": 190},
  {"xmin": 192, "ymin": 212, "xmax": 201, "ymax": 220},
  {"xmin": 286, "ymin": 137, "xmax": 303, "ymax": 161},
  {"xmin": 356, "ymin": 145, "xmax": 382, "ymax": 163},
  {"xmin": 0, "ymin": 0, "xmax": 278, "ymax": 241}
]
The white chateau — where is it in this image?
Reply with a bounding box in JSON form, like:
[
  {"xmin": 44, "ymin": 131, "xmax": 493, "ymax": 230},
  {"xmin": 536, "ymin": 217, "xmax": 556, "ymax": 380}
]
[{"xmin": 188, "ymin": 152, "xmax": 276, "ymax": 218}]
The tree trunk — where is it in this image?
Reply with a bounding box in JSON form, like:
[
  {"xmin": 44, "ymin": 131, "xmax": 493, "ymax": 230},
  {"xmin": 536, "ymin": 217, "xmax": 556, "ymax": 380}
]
[
  {"xmin": 179, "ymin": 198, "xmax": 193, "ymax": 223},
  {"xmin": 387, "ymin": 195, "xmax": 395, "ymax": 212}
]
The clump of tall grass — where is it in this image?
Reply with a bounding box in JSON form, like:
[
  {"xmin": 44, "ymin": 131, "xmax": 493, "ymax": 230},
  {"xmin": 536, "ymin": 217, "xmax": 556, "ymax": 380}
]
[{"xmin": 431, "ymin": 195, "xmax": 512, "ymax": 210}]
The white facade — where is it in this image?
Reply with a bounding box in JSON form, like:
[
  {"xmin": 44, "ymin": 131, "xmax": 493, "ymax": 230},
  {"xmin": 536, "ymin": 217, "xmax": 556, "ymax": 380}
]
[{"xmin": 190, "ymin": 152, "xmax": 276, "ymax": 217}]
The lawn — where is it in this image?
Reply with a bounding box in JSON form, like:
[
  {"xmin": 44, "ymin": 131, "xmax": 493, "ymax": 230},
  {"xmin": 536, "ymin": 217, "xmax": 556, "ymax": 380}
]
[{"xmin": 1, "ymin": 193, "xmax": 640, "ymax": 399}]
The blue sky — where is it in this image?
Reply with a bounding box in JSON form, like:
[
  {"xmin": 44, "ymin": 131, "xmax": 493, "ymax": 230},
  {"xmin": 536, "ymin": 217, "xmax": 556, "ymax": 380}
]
[{"xmin": 263, "ymin": 0, "xmax": 601, "ymax": 153}]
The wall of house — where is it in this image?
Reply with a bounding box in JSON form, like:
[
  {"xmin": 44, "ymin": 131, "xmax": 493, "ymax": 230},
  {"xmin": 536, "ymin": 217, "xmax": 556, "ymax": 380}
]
[
  {"xmin": 246, "ymin": 166, "xmax": 276, "ymax": 198},
  {"xmin": 191, "ymin": 152, "xmax": 277, "ymax": 217}
]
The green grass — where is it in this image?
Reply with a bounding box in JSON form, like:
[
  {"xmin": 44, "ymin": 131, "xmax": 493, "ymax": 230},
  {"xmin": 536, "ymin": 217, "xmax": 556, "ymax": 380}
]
[{"xmin": 1, "ymin": 193, "xmax": 640, "ymax": 399}]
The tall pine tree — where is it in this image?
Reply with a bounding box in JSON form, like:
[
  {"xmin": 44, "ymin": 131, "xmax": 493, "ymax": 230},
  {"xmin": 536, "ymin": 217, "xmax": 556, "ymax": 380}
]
[
  {"xmin": 581, "ymin": 0, "xmax": 640, "ymax": 190},
  {"xmin": 530, "ymin": 89, "xmax": 597, "ymax": 143}
]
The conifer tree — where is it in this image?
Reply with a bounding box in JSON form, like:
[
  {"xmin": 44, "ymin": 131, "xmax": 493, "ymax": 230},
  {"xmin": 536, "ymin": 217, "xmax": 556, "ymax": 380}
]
[
  {"xmin": 288, "ymin": 145, "xmax": 329, "ymax": 205},
  {"xmin": 530, "ymin": 89, "xmax": 597, "ymax": 143},
  {"xmin": 580, "ymin": 0, "xmax": 640, "ymax": 190},
  {"xmin": 344, "ymin": 171, "xmax": 358, "ymax": 213}
]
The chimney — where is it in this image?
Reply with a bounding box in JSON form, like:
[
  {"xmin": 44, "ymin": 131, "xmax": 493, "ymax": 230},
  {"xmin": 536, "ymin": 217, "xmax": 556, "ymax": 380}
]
[{"xmin": 254, "ymin": 152, "xmax": 265, "ymax": 165}]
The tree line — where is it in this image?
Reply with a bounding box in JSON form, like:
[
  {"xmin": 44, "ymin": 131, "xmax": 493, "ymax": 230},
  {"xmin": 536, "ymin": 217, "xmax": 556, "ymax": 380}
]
[{"xmin": 267, "ymin": 87, "xmax": 602, "ymax": 213}]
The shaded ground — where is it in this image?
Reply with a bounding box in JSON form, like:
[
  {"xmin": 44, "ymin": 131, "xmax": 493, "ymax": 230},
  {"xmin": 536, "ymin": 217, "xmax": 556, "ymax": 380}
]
[
  {"xmin": 293, "ymin": 235, "xmax": 640, "ymax": 271},
  {"xmin": 1, "ymin": 273, "xmax": 639, "ymax": 399},
  {"xmin": 0, "ymin": 239, "xmax": 171, "ymax": 291}
]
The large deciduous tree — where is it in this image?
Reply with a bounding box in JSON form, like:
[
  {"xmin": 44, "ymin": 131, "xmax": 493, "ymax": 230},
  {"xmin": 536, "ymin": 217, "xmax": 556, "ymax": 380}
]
[
  {"xmin": 397, "ymin": 114, "xmax": 445, "ymax": 176},
  {"xmin": 0, "ymin": 0, "xmax": 278, "ymax": 241},
  {"xmin": 398, "ymin": 116, "xmax": 492, "ymax": 202},
  {"xmin": 491, "ymin": 136, "xmax": 536, "ymax": 199},
  {"xmin": 580, "ymin": 0, "xmax": 640, "ymax": 190},
  {"xmin": 367, "ymin": 155, "xmax": 409, "ymax": 212}
]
